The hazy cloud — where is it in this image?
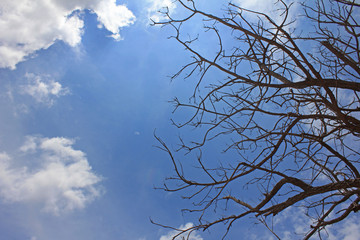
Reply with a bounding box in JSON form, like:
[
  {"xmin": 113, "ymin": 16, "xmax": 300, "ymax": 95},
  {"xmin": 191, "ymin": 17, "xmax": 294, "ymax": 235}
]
[
  {"xmin": 147, "ymin": 0, "xmax": 177, "ymax": 23},
  {"xmin": 235, "ymin": 0, "xmax": 276, "ymax": 13},
  {"xmin": 234, "ymin": 0, "xmax": 299, "ymax": 26},
  {"xmin": 0, "ymin": 136, "xmax": 102, "ymax": 215},
  {"xmin": 0, "ymin": 0, "xmax": 135, "ymax": 69}
]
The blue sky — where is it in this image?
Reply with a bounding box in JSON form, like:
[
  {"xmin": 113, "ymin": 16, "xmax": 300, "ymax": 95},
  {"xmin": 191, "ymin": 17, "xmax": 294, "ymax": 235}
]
[
  {"xmin": 0, "ymin": 1, "xmax": 208, "ymax": 239},
  {"xmin": 0, "ymin": 0, "xmax": 359, "ymax": 240}
]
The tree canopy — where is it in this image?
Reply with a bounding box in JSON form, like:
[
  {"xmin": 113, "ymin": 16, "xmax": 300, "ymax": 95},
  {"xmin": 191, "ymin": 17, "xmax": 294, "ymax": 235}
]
[{"xmin": 155, "ymin": 0, "xmax": 360, "ymax": 239}]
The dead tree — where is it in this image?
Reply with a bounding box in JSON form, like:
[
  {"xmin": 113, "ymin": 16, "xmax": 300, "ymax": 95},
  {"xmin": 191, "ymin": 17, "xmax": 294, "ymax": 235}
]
[{"xmin": 154, "ymin": 0, "xmax": 360, "ymax": 239}]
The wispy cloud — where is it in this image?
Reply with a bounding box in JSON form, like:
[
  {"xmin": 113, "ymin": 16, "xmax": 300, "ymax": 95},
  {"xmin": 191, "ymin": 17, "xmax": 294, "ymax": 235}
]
[
  {"xmin": 20, "ymin": 73, "xmax": 69, "ymax": 107},
  {"xmin": 0, "ymin": 136, "xmax": 102, "ymax": 215},
  {"xmin": 159, "ymin": 223, "xmax": 203, "ymax": 240},
  {"xmin": 328, "ymin": 217, "xmax": 360, "ymax": 240},
  {"xmin": 0, "ymin": 0, "xmax": 135, "ymax": 69},
  {"xmin": 251, "ymin": 206, "xmax": 360, "ymax": 239}
]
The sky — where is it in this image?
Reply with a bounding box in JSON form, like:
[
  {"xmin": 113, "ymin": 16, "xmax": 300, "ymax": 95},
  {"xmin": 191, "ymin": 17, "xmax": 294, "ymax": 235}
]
[{"xmin": 0, "ymin": 0, "xmax": 359, "ymax": 240}]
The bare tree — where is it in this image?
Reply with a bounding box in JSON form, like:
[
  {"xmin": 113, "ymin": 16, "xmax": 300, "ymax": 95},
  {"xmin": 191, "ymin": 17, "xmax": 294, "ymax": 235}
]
[{"xmin": 154, "ymin": 0, "xmax": 360, "ymax": 239}]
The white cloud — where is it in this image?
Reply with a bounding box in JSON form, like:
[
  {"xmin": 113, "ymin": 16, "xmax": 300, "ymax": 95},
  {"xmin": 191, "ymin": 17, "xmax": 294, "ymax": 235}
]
[
  {"xmin": 0, "ymin": 136, "xmax": 102, "ymax": 215},
  {"xmin": 159, "ymin": 223, "xmax": 203, "ymax": 240},
  {"xmin": 0, "ymin": 0, "xmax": 135, "ymax": 69},
  {"xmin": 94, "ymin": 0, "xmax": 136, "ymax": 40},
  {"xmin": 20, "ymin": 73, "xmax": 69, "ymax": 106},
  {"xmin": 147, "ymin": 0, "xmax": 177, "ymax": 23}
]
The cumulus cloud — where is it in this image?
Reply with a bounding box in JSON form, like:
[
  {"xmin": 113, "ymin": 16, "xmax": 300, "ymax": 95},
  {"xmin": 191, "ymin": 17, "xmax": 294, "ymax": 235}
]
[
  {"xmin": 0, "ymin": 136, "xmax": 102, "ymax": 215},
  {"xmin": 94, "ymin": 0, "xmax": 136, "ymax": 40},
  {"xmin": 147, "ymin": 0, "xmax": 177, "ymax": 23},
  {"xmin": 20, "ymin": 73, "xmax": 69, "ymax": 106},
  {"xmin": 159, "ymin": 223, "xmax": 203, "ymax": 240},
  {"xmin": 0, "ymin": 0, "xmax": 135, "ymax": 69}
]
